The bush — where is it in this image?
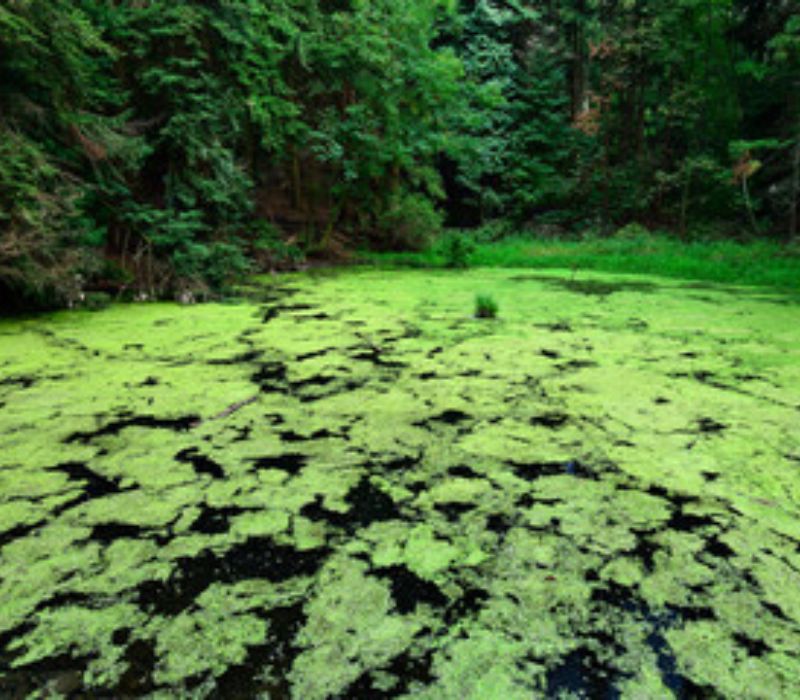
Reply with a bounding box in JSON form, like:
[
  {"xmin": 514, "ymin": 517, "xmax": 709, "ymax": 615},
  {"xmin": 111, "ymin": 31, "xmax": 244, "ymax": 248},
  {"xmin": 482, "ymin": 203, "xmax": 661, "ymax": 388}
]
[
  {"xmin": 475, "ymin": 294, "xmax": 498, "ymax": 319},
  {"xmin": 168, "ymin": 236, "xmax": 250, "ymax": 295},
  {"xmin": 441, "ymin": 234, "xmax": 476, "ymax": 269},
  {"xmin": 684, "ymin": 220, "xmax": 740, "ymax": 242},
  {"xmin": 203, "ymin": 241, "xmax": 251, "ymax": 291},
  {"xmin": 82, "ymin": 292, "xmax": 112, "ymax": 311},
  {"xmin": 472, "ymin": 220, "xmax": 516, "ymax": 242},
  {"xmin": 613, "ymin": 222, "xmax": 652, "ymax": 240},
  {"xmin": 251, "ymin": 221, "xmax": 305, "ymax": 269},
  {"xmin": 378, "ymin": 192, "xmax": 444, "ymax": 251},
  {"xmin": 0, "ymin": 129, "xmax": 87, "ymax": 310}
]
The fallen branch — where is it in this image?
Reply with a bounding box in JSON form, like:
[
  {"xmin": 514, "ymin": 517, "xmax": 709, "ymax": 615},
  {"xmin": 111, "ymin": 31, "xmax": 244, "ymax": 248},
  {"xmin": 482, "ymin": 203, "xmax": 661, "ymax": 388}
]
[{"xmin": 192, "ymin": 395, "xmax": 259, "ymax": 428}]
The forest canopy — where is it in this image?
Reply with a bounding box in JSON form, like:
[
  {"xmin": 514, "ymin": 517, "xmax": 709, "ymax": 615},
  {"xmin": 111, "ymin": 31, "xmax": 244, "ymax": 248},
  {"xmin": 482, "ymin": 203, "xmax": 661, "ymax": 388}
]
[{"xmin": 1, "ymin": 0, "xmax": 798, "ymax": 309}]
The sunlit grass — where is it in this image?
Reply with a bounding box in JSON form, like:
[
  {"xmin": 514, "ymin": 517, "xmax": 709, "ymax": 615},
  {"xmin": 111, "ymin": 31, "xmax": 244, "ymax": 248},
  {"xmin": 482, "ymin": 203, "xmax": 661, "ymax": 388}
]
[{"xmin": 364, "ymin": 232, "xmax": 800, "ymax": 291}]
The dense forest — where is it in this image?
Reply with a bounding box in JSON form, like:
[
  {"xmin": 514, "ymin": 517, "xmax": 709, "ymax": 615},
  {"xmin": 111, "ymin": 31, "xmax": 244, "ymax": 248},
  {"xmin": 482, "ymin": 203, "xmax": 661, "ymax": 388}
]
[{"xmin": 1, "ymin": 0, "xmax": 798, "ymax": 308}]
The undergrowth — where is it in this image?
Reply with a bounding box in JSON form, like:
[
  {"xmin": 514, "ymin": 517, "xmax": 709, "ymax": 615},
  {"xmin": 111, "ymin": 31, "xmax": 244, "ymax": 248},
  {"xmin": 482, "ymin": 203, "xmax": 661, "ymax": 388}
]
[{"xmin": 365, "ymin": 229, "xmax": 800, "ymax": 291}]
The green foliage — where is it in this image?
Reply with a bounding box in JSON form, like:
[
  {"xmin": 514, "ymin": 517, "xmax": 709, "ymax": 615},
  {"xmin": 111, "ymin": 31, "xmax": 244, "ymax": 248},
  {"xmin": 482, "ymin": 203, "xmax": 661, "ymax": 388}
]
[
  {"xmin": 439, "ymin": 234, "xmax": 475, "ymax": 269},
  {"xmin": 443, "ymin": 0, "xmax": 546, "ymax": 221},
  {"xmin": 2, "ymin": 0, "xmax": 799, "ymax": 309},
  {"xmin": 251, "ymin": 221, "xmax": 305, "ymax": 269},
  {"xmin": 474, "ymin": 293, "xmax": 498, "ymax": 319},
  {"xmin": 378, "ymin": 192, "xmax": 444, "ymax": 252},
  {"xmin": 445, "ymin": 0, "xmax": 796, "ymax": 234},
  {"xmin": 503, "ymin": 47, "xmax": 577, "ymax": 223},
  {"xmin": 0, "ymin": 0, "xmax": 119, "ymax": 308},
  {"xmin": 470, "ymin": 220, "xmax": 517, "ymax": 242},
  {"xmin": 1, "ymin": 0, "xmax": 465, "ymax": 307},
  {"xmin": 613, "ymin": 223, "xmax": 652, "ymax": 241},
  {"xmin": 80, "ymin": 292, "xmax": 112, "ymax": 311}
]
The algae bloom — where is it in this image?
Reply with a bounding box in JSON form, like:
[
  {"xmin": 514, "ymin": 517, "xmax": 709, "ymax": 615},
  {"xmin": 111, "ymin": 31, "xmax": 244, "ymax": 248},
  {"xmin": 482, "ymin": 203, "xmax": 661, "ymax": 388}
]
[{"xmin": 1, "ymin": 269, "xmax": 799, "ymax": 698}]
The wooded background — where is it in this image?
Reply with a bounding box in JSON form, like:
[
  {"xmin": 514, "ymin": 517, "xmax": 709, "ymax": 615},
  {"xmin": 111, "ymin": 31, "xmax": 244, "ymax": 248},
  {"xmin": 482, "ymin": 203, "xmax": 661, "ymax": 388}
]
[{"xmin": 1, "ymin": 0, "xmax": 798, "ymax": 307}]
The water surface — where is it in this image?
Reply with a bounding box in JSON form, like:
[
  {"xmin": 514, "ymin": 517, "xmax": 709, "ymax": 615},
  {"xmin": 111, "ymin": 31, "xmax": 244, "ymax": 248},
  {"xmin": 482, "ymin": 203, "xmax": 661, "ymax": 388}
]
[{"xmin": 1, "ymin": 269, "xmax": 799, "ymax": 698}]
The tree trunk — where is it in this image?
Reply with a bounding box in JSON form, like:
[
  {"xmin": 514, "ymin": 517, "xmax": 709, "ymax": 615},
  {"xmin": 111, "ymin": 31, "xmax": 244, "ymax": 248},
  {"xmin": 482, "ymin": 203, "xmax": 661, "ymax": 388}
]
[
  {"xmin": 569, "ymin": 0, "xmax": 588, "ymax": 120},
  {"xmin": 680, "ymin": 166, "xmax": 692, "ymax": 239},
  {"xmin": 291, "ymin": 148, "xmax": 302, "ymax": 211},
  {"xmin": 742, "ymin": 176, "xmax": 759, "ymax": 237},
  {"xmin": 790, "ymin": 135, "xmax": 799, "ymax": 242}
]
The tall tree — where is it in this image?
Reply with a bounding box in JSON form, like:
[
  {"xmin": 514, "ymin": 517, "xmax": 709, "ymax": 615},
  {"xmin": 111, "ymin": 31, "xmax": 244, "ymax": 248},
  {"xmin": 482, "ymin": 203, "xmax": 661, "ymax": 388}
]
[{"xmin": 0, "ymin": 0, "xmax": 124, "ymax": 306}]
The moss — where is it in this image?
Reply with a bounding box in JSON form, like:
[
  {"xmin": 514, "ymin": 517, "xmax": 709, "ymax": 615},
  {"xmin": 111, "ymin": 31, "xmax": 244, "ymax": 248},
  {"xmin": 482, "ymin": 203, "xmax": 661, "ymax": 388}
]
[
  {"xmin": 616, "ymin": 656, "xmax": 674, "ymax": 699},
  {"xmin": 600, "ymin": 557, "xmax": 645, "ymax": 587},
  {"xmin": 78, "ymin": 538, "xmax": 171, "ymax": 597}
]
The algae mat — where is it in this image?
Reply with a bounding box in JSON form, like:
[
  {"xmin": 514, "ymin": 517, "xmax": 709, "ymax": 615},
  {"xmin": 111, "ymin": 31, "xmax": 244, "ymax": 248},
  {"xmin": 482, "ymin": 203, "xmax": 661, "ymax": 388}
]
[{"xmin": 1, "ymin": 269, "xmax": 800, "ymax": 699}]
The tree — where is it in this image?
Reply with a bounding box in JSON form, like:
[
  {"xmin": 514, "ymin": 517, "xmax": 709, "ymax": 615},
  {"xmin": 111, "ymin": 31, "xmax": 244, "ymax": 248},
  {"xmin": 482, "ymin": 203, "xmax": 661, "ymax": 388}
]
[{"xmin": 0, "ymin": 1, "xmax": 122, "ymax": 306}]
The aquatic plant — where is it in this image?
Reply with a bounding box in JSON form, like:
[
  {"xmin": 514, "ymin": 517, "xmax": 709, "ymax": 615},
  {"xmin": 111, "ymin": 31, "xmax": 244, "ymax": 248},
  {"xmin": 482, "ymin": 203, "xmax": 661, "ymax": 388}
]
[
  {"xmin": 1, "ymin": 269, "xmax": 800, "ymax": 697},
  {"xmin": 474, "ymin": 293, "xmax": 498, "ymax": 318}
]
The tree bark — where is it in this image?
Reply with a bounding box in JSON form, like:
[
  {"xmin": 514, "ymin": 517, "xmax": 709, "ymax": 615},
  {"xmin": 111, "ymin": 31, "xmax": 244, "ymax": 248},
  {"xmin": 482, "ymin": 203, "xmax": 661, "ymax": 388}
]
[
  {"xmin": 790, "ymin": 134, "xmax": 799, "ymax": 242},
  {"xmin": 742, "ymin": 176, "xmax": 759, "ymax": 237},
  {"xmin": 680, "ymin": 166, "xmax": 692, "ymax": 239},
  {"xmin": 291, "ymin": 148, "xmax": 302, "ymax": 211},
  {"xmin": 569, "ymin": 0, "xmax": 588, "ymax": 120}
]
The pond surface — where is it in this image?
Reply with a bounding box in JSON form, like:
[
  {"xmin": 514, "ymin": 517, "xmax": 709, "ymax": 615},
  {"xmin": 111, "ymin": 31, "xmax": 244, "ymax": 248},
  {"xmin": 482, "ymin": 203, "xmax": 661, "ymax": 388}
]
[{"xmin": 1, "ymin": 268, "xmax": 799, "ymax": 699}]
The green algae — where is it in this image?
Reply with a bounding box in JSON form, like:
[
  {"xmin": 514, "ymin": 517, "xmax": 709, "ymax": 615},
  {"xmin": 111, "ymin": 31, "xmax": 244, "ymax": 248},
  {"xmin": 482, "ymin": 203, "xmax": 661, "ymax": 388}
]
[
  {"xmin": 290, "ymin": 555, "xmax": 424, "ymax": 699},
  {"xmin": 9, "ymin": 602, "xmax": 146, "ymax": 689},
  {"xmin": 1, "ymin": 268, "xmax": 800, "ymax": 697},
  {"xmin": 151, "ymin": 607, "xmax": 266, "ymax": 685}
]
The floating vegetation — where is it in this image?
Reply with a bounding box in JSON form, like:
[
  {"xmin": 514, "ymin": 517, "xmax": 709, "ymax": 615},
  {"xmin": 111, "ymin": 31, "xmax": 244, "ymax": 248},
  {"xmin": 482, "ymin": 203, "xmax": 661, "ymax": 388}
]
[{"xmin": 1, "ymin": 269, "xmax": 799, "ymax": 697}]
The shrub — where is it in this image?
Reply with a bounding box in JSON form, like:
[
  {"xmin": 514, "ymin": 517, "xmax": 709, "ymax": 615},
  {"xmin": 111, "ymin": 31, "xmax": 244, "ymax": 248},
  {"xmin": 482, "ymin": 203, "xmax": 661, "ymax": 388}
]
[
  {"xmin": 251, "ymin": 221, "xmax": 305, "ymax": 269},
  {"xmin": 203, "ymin": 241, "xmax": 251, "ymax": 291},
  {"xmin": 475, "ymin": 294, "xmax": 498, "ymax": 319},
  {"xmin": 378, "ymin": 192, "xmax": 444, "ymax": 251},
  {"xmin": 82, "ymin": 292, "xmax": 112, "ymax": 311},
  {"xmin": 441, "ymin": 234, "xmax": 476, "ymax": 269},
  {"xmin": 472, "ymin": 219, "xmax": 516, "ymax": 242},
  {"xmin": 613, "ymin": 222, "xmax": 652, "ymax": 240}
]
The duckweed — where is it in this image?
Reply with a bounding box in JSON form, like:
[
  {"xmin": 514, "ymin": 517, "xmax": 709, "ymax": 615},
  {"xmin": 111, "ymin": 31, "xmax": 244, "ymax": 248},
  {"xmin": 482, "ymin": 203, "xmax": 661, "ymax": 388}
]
[{"xmin": 1, "ymin": 268, "xmax": 799, "ymax": 697}]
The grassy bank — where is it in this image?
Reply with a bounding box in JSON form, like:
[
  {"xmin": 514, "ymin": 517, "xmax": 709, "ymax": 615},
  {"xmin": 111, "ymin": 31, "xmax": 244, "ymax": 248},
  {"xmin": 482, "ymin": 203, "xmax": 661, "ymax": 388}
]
[{"xmin": 365, "ymin": 232, "xmax": 800, "ymax": 291}]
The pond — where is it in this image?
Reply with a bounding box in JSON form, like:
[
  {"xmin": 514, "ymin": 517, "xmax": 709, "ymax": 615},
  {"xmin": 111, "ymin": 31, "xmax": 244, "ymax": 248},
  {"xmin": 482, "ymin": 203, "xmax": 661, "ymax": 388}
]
[{"xmin": 1, "ymin": 268, "xmax": 799, "ymax": 698}]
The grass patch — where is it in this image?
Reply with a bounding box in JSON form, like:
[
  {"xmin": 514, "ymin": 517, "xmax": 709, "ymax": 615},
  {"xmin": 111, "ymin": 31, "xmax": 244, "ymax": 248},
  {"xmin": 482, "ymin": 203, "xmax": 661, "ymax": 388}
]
[
  {"xmin": 364, "ymin": 232, "xmax": 800, "ymax": 291},
  {"xmin": 474, "ymin": 294, "xmax": 498, "ymax": 319}
]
